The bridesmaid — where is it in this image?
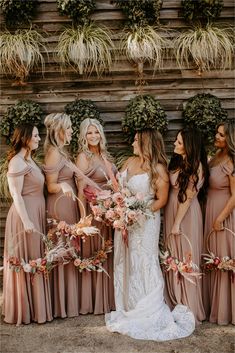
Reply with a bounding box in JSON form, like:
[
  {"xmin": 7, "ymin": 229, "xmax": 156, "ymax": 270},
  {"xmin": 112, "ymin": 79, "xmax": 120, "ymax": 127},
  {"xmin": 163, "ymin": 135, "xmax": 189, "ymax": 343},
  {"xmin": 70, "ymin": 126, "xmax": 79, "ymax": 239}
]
[
  {"xmin": 43, "ymin": 113, "xmax": 80, "ymax": 318},
  {"xmin": 3, "ymin": 124, "xmax": 53, "ymax": 325},
  {"xmin": 203, "ymin": 120, "xmax": 235, "ymax": 325},
  {"xmin": 163, "ymin": 128, "xmax": 209, "ymax": 326},
  {"xmin": 76, "ymin": 118, "xmax": 116, "ymax": 314}
]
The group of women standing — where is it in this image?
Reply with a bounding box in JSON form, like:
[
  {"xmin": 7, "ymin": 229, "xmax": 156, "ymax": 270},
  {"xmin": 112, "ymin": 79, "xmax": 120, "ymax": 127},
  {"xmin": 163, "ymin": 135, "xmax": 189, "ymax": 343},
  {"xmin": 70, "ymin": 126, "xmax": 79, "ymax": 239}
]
[{"xmin": 2, "ymin": 112, "xmax": 234, "ymax": 339}]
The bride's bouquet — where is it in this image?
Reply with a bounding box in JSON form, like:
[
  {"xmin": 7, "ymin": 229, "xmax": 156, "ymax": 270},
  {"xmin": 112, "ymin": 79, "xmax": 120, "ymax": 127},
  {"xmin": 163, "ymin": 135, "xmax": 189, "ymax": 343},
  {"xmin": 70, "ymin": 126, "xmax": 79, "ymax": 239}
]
[{"xmin": 84, "ymin": 171, "xmax": 151, "ymax": 245}]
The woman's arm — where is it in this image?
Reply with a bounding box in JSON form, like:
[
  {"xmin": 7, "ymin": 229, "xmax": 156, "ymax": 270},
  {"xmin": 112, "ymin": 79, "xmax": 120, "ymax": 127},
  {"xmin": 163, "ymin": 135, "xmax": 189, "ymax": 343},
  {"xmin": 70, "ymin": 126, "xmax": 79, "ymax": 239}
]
[
  {"xmin": 76, "ymin": 153, "xmax": 90, "ymax": 218},
  {"xmin": 150, "ymin": 164, "xmax": 169, "ymax": 212},
  {"xmin": 171, "ymin": 166, "xmax": 203, "ymax": 235},
  {"xmin": 213, "ymin": 173, "xmax": 235, "ymax": 231},
  {"xmin": 8, "ymin": 158, "xmax": 35, "ymax": 233},
  {"xmin": 44, "ymin": 148, "xmax": 74, "ymax": 198}
]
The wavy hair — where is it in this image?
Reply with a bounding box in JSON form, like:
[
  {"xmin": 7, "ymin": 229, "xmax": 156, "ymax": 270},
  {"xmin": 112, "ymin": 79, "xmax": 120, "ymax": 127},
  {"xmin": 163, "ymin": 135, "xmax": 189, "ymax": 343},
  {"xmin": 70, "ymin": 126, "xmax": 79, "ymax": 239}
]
[
  {"xmin": 44, "ymin": 113, "xmax": 71, "ymax": 158},
  {"xmin": 137, "ymin": 129, "xmax": 168, "ymax": 192},
  {"xmin": 7, "ymin": 124, "xmax": 35, "ymax": 163},
  {"xmin": 169, "ymin": 128, "xmax": 209, "ymax": 203},
  {"xmin": 218, "ymin": 119, "xmax": 235, "ymax": 175},
  {"xmin": 77, "ymin": 118, "xmax": 112, "ymax": 161}
]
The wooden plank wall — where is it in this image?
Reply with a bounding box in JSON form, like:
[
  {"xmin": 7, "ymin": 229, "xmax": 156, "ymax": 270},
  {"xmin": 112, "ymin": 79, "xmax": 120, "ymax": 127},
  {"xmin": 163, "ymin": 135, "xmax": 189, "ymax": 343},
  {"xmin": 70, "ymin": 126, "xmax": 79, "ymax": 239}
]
[{"xmin": 0, "ymin": 0, "xmax": 234, "ymax": 276}]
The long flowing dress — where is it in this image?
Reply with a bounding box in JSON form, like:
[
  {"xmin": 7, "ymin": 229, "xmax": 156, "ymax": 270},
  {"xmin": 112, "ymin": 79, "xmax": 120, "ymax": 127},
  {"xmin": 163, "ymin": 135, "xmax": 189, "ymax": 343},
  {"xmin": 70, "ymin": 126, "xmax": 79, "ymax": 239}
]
[
  {"xmin": 163, "ymin": 171, "xmax": 206, "ymax": 326},
  {"xmin": 3, "ymin": 164, "xmax": 53, "ymax": 325},
  {"xmin": 79, "ymin": 159, "xmax": 115, "ymax": 314},
  {"xmin": 105, "ymin": 171, "xmax": 195, "ymax": 341},
  {"xmin": 203, "ymin": 160, "xmax": 235, "ymax": 325},
  {"xmin": 43, "ymin": 157, "xmax": 80, "ymax": 318}
]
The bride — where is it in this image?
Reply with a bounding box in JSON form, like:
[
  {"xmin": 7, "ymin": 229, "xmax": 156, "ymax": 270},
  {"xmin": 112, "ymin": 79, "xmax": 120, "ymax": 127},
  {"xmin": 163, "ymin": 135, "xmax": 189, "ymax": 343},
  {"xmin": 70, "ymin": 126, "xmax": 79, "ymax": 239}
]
[{"xmin": 105, "ymin": 129, "xmax": 195, "ymax": 341}]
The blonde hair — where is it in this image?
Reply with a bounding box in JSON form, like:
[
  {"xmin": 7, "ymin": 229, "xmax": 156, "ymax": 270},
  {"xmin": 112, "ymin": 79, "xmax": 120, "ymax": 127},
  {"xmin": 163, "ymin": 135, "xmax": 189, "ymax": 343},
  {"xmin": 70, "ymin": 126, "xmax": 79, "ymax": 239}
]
[
  {"xmin": 137, "ymin": 129, "xmax": 168, "ymax": 191},
  {"xmin": 44, "ymin": 113, "xmax": 71, "ymax": 157},
  {"xmin": 218, "ymin": 120, "xmax": 235, "ymax": 175},
  {"xmin": 77, "ymin": 118, "xmax": 112, "ymax": 160}
]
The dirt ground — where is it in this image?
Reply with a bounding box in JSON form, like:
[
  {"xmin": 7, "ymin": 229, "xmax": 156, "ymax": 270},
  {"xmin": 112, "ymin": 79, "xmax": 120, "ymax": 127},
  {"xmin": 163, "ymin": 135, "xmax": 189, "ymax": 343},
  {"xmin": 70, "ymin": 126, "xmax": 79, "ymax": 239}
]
[{"xmin": 0, "ymin": 292, "xmax": 234, "ymax": 353}]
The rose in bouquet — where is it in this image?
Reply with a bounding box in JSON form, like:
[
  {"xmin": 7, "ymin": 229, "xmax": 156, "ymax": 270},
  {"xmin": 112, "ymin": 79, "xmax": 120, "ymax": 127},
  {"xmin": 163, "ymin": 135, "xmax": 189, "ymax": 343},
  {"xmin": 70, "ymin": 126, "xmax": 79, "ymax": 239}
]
[{"xmin": 85, "ymin": 172, "xmax": 151, "ymax": 245}]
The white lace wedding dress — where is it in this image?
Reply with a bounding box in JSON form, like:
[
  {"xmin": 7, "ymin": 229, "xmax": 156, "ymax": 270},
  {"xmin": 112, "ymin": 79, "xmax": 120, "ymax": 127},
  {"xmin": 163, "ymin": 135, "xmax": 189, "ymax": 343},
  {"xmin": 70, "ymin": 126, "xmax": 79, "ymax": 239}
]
[{"xmin": 105, "ymin": 171, "xmax": 195, "ymax": 341}]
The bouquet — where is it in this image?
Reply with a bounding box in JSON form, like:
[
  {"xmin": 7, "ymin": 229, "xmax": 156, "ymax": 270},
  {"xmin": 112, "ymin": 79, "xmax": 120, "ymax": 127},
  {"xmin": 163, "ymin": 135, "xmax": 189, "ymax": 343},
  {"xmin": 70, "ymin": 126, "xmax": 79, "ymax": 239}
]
[
  {"xmin": 85, "ymin": 171, "xmax": 152, "ymax": 246},
  {"xmin": 160, "ymin": 250, "xmax": 203, "ymax": 285}
]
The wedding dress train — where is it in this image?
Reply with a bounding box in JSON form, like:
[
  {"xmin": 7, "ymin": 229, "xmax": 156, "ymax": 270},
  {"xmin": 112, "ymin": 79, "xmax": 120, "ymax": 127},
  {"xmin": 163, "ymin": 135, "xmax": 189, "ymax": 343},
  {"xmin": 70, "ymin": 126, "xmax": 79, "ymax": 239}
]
[{"xmin": 105, "ymin": 171, "xmax": 195, "ymax": 341}]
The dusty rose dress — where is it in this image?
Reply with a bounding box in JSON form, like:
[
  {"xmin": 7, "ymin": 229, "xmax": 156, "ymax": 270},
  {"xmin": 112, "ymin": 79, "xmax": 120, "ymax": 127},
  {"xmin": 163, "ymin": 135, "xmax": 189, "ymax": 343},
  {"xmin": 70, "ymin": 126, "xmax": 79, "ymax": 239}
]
[
  {"xmin": 43, "ymin": 157, "xmax": 80, "ymax": 318},
  {"xmin": 203, "ymin": 159, "xmax": 235, "ymax": 325},
  {"xmin": 3, "ymin": 164, "xmax": 53, "ymax": 325},
  {"xmin": 163, "ymin": 170, "xmax": 206, "ymax": 326},
  {"xmin": 79, "ymin": 159, "xmax": 115, "ymax": 314}
]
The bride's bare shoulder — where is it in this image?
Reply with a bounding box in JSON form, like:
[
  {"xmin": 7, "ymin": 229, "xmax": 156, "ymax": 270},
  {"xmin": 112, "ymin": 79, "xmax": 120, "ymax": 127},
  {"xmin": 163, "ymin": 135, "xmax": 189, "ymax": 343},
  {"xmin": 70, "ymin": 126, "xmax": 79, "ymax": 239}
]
[{"xmin": 120, "ymin": 156, "xmax": 136, "ymax": 172}]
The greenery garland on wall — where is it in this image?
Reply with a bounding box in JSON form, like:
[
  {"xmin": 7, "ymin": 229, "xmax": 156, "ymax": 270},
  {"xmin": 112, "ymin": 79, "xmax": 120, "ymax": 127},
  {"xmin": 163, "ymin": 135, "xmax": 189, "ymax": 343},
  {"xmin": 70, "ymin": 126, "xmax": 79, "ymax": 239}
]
[
  {"xmin": 0, "ymin": 0, "xmax": 38, "ymax": 28},
  {"xmin": 64, "ymin": 99, "xmax": 103, "ymax": 157},
  {"xmin": 174, "ymin": 0, "xmax": 234, "ymax": 74},
  {"xmin": 182, "ymin": 93, "xmax": 228, "ymax": 145},
  {"xmin": 57, "ymin": 0, "xmax": 95, "ymax": 25}
]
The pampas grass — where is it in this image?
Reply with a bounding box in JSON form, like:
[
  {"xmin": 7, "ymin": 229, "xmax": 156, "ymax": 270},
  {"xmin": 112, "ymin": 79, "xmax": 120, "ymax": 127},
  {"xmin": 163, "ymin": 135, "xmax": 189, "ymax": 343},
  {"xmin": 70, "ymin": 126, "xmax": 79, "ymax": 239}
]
[
  {"xmin": 56, "ymin": 23, "xmax": 114, "ymax": 76},
  {"xmin": 120, "ymin": 25, "xmax": 169, "ymax": 74},
  {"xmin": 174, "ymin": 24, "xmax": 234, "ymax": 73},
  {"xmin": 0, "ymin": 28, "xmax": 47, "ymax": 84}
]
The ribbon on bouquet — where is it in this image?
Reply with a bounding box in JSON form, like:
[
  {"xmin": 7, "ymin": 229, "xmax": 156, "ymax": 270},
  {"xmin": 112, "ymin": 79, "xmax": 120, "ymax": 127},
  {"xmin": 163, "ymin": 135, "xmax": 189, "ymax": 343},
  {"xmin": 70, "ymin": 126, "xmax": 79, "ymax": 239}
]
[{"xmin": 122, "ymin": 227, "xmax": 129, "ymax": 247}]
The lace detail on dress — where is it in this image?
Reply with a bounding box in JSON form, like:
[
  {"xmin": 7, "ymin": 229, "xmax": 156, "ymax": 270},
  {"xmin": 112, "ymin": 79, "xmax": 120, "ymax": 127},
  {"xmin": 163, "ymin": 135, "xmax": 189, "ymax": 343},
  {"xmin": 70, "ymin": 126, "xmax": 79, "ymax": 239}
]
[{"xmin": 105, "ymin": 171, "xmax": 195, "ymax": 341}]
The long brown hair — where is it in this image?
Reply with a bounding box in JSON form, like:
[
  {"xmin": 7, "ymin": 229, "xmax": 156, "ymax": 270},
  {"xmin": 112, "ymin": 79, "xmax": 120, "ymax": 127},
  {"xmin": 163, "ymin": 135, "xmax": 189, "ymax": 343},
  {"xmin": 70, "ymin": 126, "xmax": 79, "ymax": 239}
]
[
  {"xmin": 217, "ymin": 119, "xmax": 235, "ymax": 175},
  {"xmin": 169, "ymin": 128, "xmax": 209, "ymax": 203},
  {"xmin": 137, "ymin": 129, "xmax": 168, "ymax": 192},
  {"xmin": 7, "ymin": 124, "xmax": 35, "ymax": 163}
]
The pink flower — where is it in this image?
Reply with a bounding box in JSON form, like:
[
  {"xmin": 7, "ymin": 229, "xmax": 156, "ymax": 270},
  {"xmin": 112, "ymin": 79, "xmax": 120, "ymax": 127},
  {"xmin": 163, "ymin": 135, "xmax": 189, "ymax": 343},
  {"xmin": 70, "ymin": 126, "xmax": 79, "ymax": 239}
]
[
  {"xmin": 91, "ymin": 205, "xmax": 104, "ymax": 217},
  {"xmin": 127, "ymin": 210, "xmax": 137, "ymax": 221},
  {"xmin": 57, "ymin": 221, "xmax": 67, "ymax": 231},
  {"xmin": 74, "ymin": 258, "xmax": 82, "ymax": 267},
  {"xmin": 105, "ymin": 209, "xmax": 116, "ymax": 221},
  {"xmin": 112, "ymin": 192, "xmax": 124, "ymax": 205},
  {"xmin": 103, "ymin": 198, "xmax": 112, "ymax": 209},
  {"xmin": 97, "ymin": 190, "xmax": 112, "ymax": 200},
  {"xmin": 115, "ymin": 206, "xmax": 125, "ymax": 217},
  {"xmin": 113, "ymin": 219, "xmax": 125, "ymax": 229}
]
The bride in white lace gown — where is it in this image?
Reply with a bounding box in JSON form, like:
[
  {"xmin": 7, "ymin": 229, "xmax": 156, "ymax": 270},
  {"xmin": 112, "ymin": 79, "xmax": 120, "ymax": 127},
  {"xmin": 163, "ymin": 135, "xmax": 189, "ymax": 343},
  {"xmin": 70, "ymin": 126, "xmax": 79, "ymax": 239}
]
[{"xmin": 105, "ymin": 130, "xmax": 195, "ymax": 341}]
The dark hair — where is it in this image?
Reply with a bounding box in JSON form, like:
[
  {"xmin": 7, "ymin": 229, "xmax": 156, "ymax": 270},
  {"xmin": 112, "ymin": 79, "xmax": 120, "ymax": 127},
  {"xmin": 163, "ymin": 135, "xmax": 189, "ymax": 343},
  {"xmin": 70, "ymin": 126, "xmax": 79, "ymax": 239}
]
[
  {"xmin": 169, "ymin": 128, "xmax": 209, "ymax": 203},
  {"xmin": 7, "ymin": 124, "xmax": 35, "ymax": 162}
]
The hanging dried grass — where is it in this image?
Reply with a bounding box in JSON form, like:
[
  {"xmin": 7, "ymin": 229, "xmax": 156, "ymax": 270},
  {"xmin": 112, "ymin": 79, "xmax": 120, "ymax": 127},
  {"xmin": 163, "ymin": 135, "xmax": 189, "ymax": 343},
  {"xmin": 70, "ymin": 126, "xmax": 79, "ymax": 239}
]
[
  {"xmin": 56, "ymin": 23, "xmax": 114, "ymax": 76},
  {"xmin": 120, "ymin": 25, "xmax": 169, "ymax": 74},
  {"xmin": 0, "ymin": 28, "xmax": 47, "ymax": 84},
  {"xmin": 174, "ymin": 24, "xmax": 234, "ymax": 73}
]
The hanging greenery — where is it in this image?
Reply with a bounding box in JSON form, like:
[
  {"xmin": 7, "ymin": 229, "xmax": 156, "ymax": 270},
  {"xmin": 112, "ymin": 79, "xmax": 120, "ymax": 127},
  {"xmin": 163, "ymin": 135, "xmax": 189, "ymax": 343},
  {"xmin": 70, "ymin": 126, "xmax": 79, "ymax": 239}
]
[
  {"xmin": 122, "ymin": 94, "xmax": 168, "ymax": 143},
  {"xmin": 0, "ymin": 100, "xmax": 44, "ymax": 144},
  {"xmin": 56, "ymin": 23, "xmax": 114, "ymax": 76},
  {"xmin": 181, "ymin": 0, "xmax": 224, "ymax": 24},
  {"xmin": 183, "ymin": 93, "xmax": 228, "ymax": 145},
  {"xmin": 174, "ymin": 0, "xmax": 234, "ymax": 74},
  {"xmin": 64, "ymin": 99, "xmax": 103, "ymax": 156},
  {"xmin": 57, "ymin": 0, "xmax": 95, "ymax": 25},
  {"xmin": 0, "ymin": 0, "xmax": 38, "ymax": 28},
  {"xmin": 57, "ymin": 0, "xmax": 95, "ymax": 24},
  {"xmin": 0, "ymin": 29, "xmax": 47, "ymax": 85},
  {"xmin": 114, "ymin": 0, "xmax": 162, "ymax": 27}
]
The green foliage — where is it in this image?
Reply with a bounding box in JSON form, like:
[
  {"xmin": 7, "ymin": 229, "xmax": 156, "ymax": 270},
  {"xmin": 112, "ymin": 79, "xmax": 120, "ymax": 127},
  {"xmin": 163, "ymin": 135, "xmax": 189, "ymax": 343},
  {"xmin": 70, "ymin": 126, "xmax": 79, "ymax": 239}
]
[
  {"xmin": 122, "ymin": 94, "xmax": 168, "ymax": 143},
  {"xmin": 0, "ymin": 29, "xmax": 47, "ymax": 84},
  {"xmin": 183, "ymin": 93, "xmax": 228, "ymax": 145},
  {"xmin": 114, "ymin": 0, "xmax": 162, "ymax": 27},
  {"xmin": 57, "ymin": 0, "xmax": 95, "ymax": 25},
  {"xmin": 0, "ymin": 0, "xmax": 38, "ymax": 27},
  {"xmin": 64, "ymin": 99, "xmax": 103, "ymax": 156},
  {"xmin": 181, "ymin": 0, "xmax": 224, "ymax": 25},
  {"xmin": 0, "ymin": 100, "xmax": 44, "ymax": 144}
]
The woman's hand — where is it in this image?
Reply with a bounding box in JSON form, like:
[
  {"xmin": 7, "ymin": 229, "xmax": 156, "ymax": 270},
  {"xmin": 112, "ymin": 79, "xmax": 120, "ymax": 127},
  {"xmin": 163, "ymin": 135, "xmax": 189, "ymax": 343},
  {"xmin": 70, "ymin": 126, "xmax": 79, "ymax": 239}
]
[
  {"xmin": 23, "ymin": 220, "xmax": 35, "ymax": 233},
  {"xmin": 213, "ymin": 218, "xmax": 224, "ymax": 232},
  {"xmin": 60, "ymin": 182, "xmax": 76, "ymax": 200},
  {"xmin": 171, "ymin": 223, "xmax": 181, "ymax": 235}
]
